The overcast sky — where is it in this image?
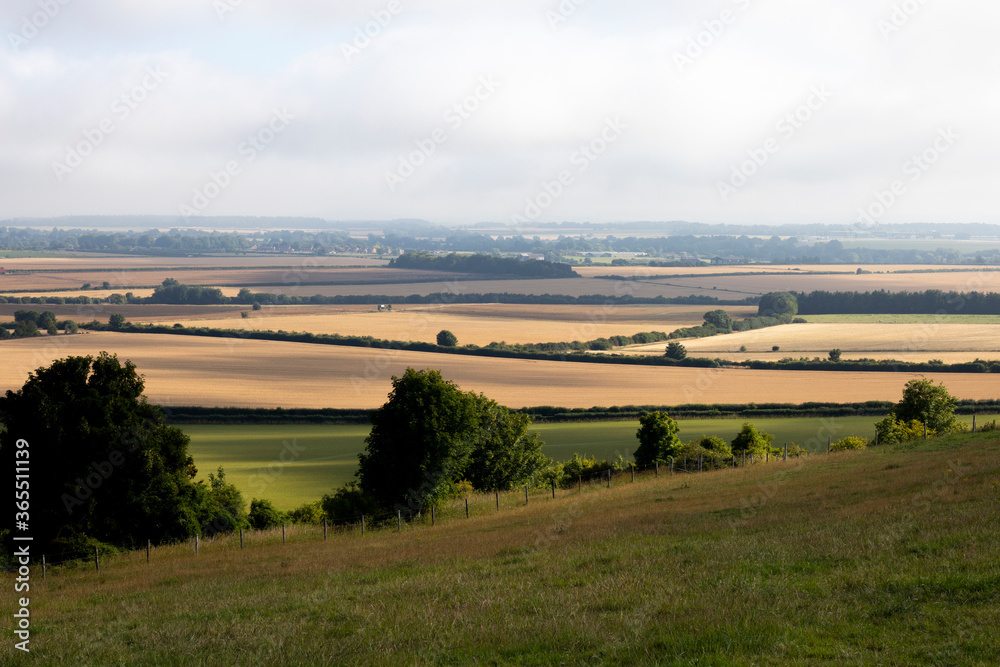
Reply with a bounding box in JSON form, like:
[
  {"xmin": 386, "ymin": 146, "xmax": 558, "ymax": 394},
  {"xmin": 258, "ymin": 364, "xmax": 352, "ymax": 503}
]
[{"xmin": 1, "ymin": 0, "xmax": 998, "ymax": 227}]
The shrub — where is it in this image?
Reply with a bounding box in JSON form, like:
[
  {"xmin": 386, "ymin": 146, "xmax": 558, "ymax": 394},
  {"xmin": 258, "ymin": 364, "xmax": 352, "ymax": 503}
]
[
  {"xmin": 831, "ymin": 436, "xmax": 868, "ymax": 452},
  {"xmin": 874, "ymin": 415, "xmax": 931, "ymax": 445},
  {"xmin": 287, "ymin": 501, "xmax": 324, "ymax": 525},
  {"xmin": 436, "ymin": 329, "xmax": 458, "ymax": 347},
  {"xmin": 829, "ymin": 348, "xmax": 842, "ymax": 362},
  {"xmin": 772, "ymin": 345, "xmax": 780, "ymax": 352},
  {"xmin": 248, "ymin": 498, "xmax": 285, "ymax": 530}
]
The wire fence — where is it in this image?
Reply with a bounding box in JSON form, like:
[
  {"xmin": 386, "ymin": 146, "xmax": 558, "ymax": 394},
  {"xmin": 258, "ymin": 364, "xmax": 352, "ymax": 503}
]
[{"xmin": 27, "ymin": 444, "xmax": 821, "ymax": 579}]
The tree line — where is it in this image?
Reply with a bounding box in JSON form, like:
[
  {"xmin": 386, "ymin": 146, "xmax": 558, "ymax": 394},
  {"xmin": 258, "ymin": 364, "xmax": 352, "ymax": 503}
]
[{"xmin": 388, "ymin": 252, "xmax": 579, "ymax": 278}]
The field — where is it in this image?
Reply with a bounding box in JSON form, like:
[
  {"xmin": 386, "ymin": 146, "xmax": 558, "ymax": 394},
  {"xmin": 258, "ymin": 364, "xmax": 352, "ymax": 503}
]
[
  {"xmin": 625, "ymin": 322, "xmax": 1000, "ymax": 363},
  {"xmin": 6, "ymin": 332, "xmax": 1000, "ymax": 410},
  {"xmin": 141, "ymin": 303, "xmax": 757, "ymax": 346},
  {"xmin": 184, "ymin": 415, "xmax": 1000, "ymax": 509},
  {"xmin": 8, "ymin": 432, "xmax": 999, "ymax": 664}
]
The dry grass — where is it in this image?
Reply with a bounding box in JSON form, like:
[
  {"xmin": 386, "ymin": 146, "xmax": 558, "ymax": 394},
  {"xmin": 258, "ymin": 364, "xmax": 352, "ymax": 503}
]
[
  {"xmin": 143, "ymin": 304, "xmax": 757, "ymax": 346},
  {"xmin": 4, "ymin": 332, "xmax": 1000, "ymax": 409},
  {"xmin": 0, "ymin": 254, "xmax": 387, "ymax": 270},
  {"xmin": 626, "ymin": 322, "xmax": 1000, "ymax": 363},
  {"xmin": 572, "ymin": 263, "xmax": 981, "ymax": 278}
]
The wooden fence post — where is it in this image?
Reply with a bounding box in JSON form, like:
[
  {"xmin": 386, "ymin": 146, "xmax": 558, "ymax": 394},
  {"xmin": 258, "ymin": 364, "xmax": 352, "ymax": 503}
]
[
  {"xmin": 431, "ymin": 505, "xmax": 435, "ymax": 526},
  {"xmin": 282, "ymin": 524, "xmax": 286, "ymax": 545},
  {"xmin": 973, "ymin": 413, "xmax": 977, "ymax": 433},
  {"xmin": 323, "ymin": 519, "xmax": 327, "ymax": 541},
  {"xmin": 654, "ymin": 461, "xmax": 658, "ymax": 477},
  {"xmin": 397, "ymin": 510, "xmax": 402, "ymax": 532},
  {"xmin": 924, "ymin": 423, "xmax": 927, "ymax": 440},
  {"xmin": 828, "ymin": 437, "xmax": 831, "ymax": 453},
  {"xmin": 631, "ymin": 464, "xmax": 635, "ymax": 482},
  {"xmin": 95, "ymin": 547, "xmax": 100, "ymax": 573},
  {"xmin": 495, "ymin": 489, "xmax": 499, "ymax": 511},
  {"xmin": 698, "ymin": 454, "xmax": 703, "ymax": 472},
  {"xmin": 146, "ymin": 539, "xmax": 151, "ymax": 563},
  {"xmin": 670, "ymin": 457, "xmax": 674, "ymax": 475},
  {"xmin": 578, "ymin": 475, "xmax": 582, "ymax": 492},
  {"xmin": 465, "ymin": 498, "xmax": 469, "ymax": 518},
  {"xmin": 361, "ymin": 515, "xmax": 365, "ymax": 536},
  {"xmin": 607, "ymin": 470, "xmax": 611, "ymax": 488},
  {"xmin": 239, "ymin": 529, "xmax": 243, "ymax": 550},
  {"xmin": 195, "ymin": 535, "xmax": 199, "ymax": 556},
  {"xmin": 525, "ymin": 486, "xmax": 529, "ymax": 505},
  {"xmin": 42, "ymin": 555, "xmax": 46, "ymax": 580},
  {"xmin": 783, "ymin": 444, "xmax": 787, "ymax": 462},
  {"xmin": 552, "ymin": 480, "xmax": 556, "ymax": 499},
  {"xmin": 742, "ymin": 451, "xmax": 745, "ymax": 467}
]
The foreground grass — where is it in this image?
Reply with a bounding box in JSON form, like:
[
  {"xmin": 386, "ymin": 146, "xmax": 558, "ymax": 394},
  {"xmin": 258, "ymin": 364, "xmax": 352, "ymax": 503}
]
[
  {"xmin": 186, "ymin": 416, "xmax": 998, "ymax": 510},
  {"xmin": 7, "ymin": 434, "xmax": 1000, "ymax": 663}
]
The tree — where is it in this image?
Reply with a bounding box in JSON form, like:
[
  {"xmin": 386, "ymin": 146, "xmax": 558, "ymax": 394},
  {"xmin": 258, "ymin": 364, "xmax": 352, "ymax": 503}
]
[
  {"xmin": 703, "ymin": 309, "xmax": 734, "ymax": 332},
  {"xmin": 730, "ymin": 422, "xmax": 774, "ymax": 457},
  {"xmin": 634, "ymin": 412, "xmax": 682, "ymax": 466},
  {"xmin": 665, "ymin": 341, "xmax": 687, "ymax": 360},
  {"xmin": 200, "ymin": 467, "xmax": 248, "ymax": 537},
  {"xmin": 248, "ymin": 498, "xmax": 286, "ymax": 530},
  {"xmin": 357, "ymin": 369, "xmax": 479, "ymax": 510},
  {"xmin": 465, "ymin": 396, "xmax": 547, "ymax": 491},
  {"xmin": 828, "ymin": 348, "xmax": 842, "ymax": 362},
  {"xmin": 893, "ymin": 378, "xmax": 957, "ymax": 432},
  {"xmin": 108, "ymin": 313, "xmax": 126, "ymax": 330},
  {"xmin": 0, "ymin": 353, "xmax": 205, "ymax": 552},
  {"xmin": 757, "ymin": 292, "xmax": 798, "ymax": 323},
  {"xmin": 437, "ymin": 329, "xmax": 458, "ymax": 347},
  {"xmin": 64, "ymin": 320, "xmax": 79, "ymax": 334}
]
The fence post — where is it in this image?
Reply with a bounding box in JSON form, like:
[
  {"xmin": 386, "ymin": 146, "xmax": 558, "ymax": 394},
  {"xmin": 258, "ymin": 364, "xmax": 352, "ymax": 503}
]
[
  {"xmin": 195, "ymin": 535, "xmax": 199, "ymax": 556},
  {"xmin": 552, "ymin": 479, "xmax": 556, "ymax": 499},
  {"xmin": 698, "ymin": 454, "xmax": 703, "ymax": 472},
  {"xmin": 282, "ymin": 524, "xmax": 286, "ymax": 545},
  {"xmin": 431, "ymin": 505, "xmax": 435, "ymax": 526},
  {"xmin": 607, "ymin": 470, "xmax": 611, "ymax": 489},
  {"xmin": 923, "ymin": 423, "xmax": 927, "ymax": 440},
  {"xmin": 95, "ymin": 547, "xmax": 100, "ymax": 573},
  {"xmin": 397, "ymin": 510, "xmax": 402, "ymax": 532},
  {"xmin": 742, "ymin": 451, "xmax": 746, "ymax": 467},
  {"xmin": 525, "ymin": 486, "xmax": 529, "ymax": 505},
  {"xmin": 465, "ymin": 498, "xmax": 469, "ymax": 519},
  {"xmin": 323, "ymin": 519, "xmax": 327, "ymax": 541},
  {"xmin": 579, "ymin": 475, "xmax": 583, "ymax": 492},
  {"xmin": 750, "ymin": 452, "xmax": 754, "ymax": 465},
  {"xmin": 783, "ymin": 444, "xmax": 787, "ymax": 462},
  {"xmin": 240, "ymin": 529, "xmax": 243, "ymax": 550},
  {"xmin": 631, "ymin": 465, "xmax": 635, "ymax": 482},
  {"xmin": 654, "ymin": 461, "xmax": 658, "ymax": 477},
  {"xmin": 828, "ymin": 437, "xmax": 831, "ymax": 453},
  {"xmin": 495, "ymin": 489, "xmax": 499, "ymax": 511},
  {"xmin": 973, "ymin": 413, "xmax": 977, "ymax": 433},
  {"xmin": 42, "ymin": 555, "xmax": 46, "ymax": 580},
  {"xmin": 361, "ymin": 515, "xmax": 365, "ymax": 536},
  {"xmin": 670, "ymin": 457, "xmax": 674, "ymax": 475}
]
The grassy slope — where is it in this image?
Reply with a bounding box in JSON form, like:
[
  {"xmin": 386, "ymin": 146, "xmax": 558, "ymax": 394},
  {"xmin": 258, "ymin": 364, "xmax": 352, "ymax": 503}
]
[
  {"xmin": 186, "ymin": 415, "xmax": 998, "ymax": 510},
  {"xmin": 9, "ymin": 433, "xmax": 1000, "ymax": 665}
]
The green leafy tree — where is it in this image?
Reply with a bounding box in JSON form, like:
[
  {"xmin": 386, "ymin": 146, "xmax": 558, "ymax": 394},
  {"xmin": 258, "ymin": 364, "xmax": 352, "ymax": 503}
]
[
  {"xmin": 828, "ymin": 348, "xmax": 842, "ymax": 362},
  {"xmin": 0, "ymin": 353, "xmax": 204, "ymax": 551},
  {"xmin": 757, "ymin": 292, "xmax": 798, "ymax": 323},
  {"xmin": 703, "ymin": 309, "xmax": 734, "ymax": 332},
  {"xmin": 730, "ymin": 422, "xmax": 774, "ymax": 457},
  {"xmin": 357, "ymin": 368, "xmax": 479, "ymax": 510},
  {"xmin": 894, "ymin": 378, "xmax": 957, "ymax": 432},
  {"xmin": 465, "ymin": 396, "xmax": 547, "ymax": 491},
  {"xmin": 108, "ymin": 313, "xmax": 126, "ymax": 329},
  {"xmin": 634, "ymin": 412, "xmax": 682, "ymax": 466},
  {"xmin": 248, "ymin": 498, "xmax": 286, "ymax": 530},
  {"xmin": 437, "ymin": 329, "xmax": 458, "ymax": 347},
  {"xmin": 874, "ymin": 416, "xmax": 930, "ymax": 445},
  {"xmin": 693, "ymin": 435, "xmax": 731, "ymax": 456},
  {"xmin": 664, "ymin": 341, "xmax": 687, "ymax": 360},
  {"xmin": 200, "ymin": 467, "xmax": 248, "ymax": 536}
]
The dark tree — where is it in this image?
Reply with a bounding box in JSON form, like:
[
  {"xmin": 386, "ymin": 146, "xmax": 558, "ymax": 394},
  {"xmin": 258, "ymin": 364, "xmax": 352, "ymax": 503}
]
[
  {"xmin": 665, "ymin": 341, "xmax": 688, "ymax": 360},
  {"xmin": 0, "ymin": 353, "xmax": 204, "ymax": 553},
  {"xmin": 703, "ymin": 309, "xmax": 734, "ymax": 331},
  {"xmin": 357, "ymin": 369, "xmax": 479, "ymax": 510},
  {"xmin": 108, "ymin": 313, "xmax": 126, "ymax": 329},
  {"xmin": 828, "ymin": 348, "xmax": 842, "ymax": 362},
  {"xmin": 634, "ymin": 412, "xmax": 682, "ymax": 466},
  {"xmin": 730, "ymin": 422, "xmax": 774, "ymax": 457},
  {"xmin": 757, "ymin": 292, "xmax": 798, "ymax": 323},
  {"xmin": 437, "ymin": 330, "xmax": 458, "ymax": 347}
]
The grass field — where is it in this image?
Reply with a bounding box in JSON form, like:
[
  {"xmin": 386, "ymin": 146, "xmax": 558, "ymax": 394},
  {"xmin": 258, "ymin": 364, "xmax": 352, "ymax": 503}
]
[
  {"xmin": 803, "ymin": 313, "xmax": 1000, "ymax": 324},
  {"xmin": 9, "ymin": 432, "xmax": 999, "ymax": 664},
  {"xmin": 185, "ymin": 415, "xmax": 1000, "ymax": 509},
  {"xmin": 5, "ymin": 332, "xmax": 1000, "ymax": 410},
  {"xmin": 624, "ymin": 322, "xmax": 1000, "ymax": 363}
]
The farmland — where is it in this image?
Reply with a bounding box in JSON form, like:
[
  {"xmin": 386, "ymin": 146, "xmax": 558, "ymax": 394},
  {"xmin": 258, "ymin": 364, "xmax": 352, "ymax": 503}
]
[
  {"xmin": 5, "ymin": 332, "xmax": 1000, "ymax": 410},
  {"xmin": 10, "ymin": 432, "xmax": 1000, "ymax": 664},
  {"xmin": 183, "ymin": 414, "xmax": 999, "ymax": 509},
  {"xmin": 625, "ymin": 322, "xmax": 1000, "ymax": 364}
]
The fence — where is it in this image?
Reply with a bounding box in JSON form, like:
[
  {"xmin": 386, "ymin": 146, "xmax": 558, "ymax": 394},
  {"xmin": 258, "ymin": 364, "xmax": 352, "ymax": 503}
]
[{"xmin": 24, "ymin": 444, "xmax": 825, "ymax": 579}]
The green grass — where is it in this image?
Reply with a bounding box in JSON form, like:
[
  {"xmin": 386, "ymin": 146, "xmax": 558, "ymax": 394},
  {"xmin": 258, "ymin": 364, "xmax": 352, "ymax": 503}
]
[
  {"xmin": 185, "ymin": 415, "xmax": 998, "ymax": 509},
  {"xmin": 802, "ymin": 313, "xmax": 1000, "ymax": 324},
  {"xmin": 11, "ymin": 432, "xmax": 1000, "ymax": 664}
]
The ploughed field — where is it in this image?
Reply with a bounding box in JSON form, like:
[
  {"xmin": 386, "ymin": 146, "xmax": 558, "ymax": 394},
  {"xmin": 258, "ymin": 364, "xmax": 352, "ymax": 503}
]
[{"xmin": 4, "ymin": 332, "xmax": 1000, "ymax": 410}]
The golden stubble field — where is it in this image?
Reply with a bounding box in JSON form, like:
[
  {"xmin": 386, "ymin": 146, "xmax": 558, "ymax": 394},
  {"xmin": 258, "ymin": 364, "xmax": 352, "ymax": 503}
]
[
  {"xmin": 138, "ymin": 304, "xmax": 759, "ymax": 346},
  {"xmin": 3, "ymin": 332, "xmax": 1000, "ymax": 409},
  {"xmin": 624, "ymin": 322, "xmax": 1000, "ymax": 363}
]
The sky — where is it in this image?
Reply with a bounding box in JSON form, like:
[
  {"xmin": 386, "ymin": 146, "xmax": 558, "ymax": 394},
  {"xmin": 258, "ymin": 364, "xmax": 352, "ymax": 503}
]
[{"xmin": 1, "ymin": 0, "xmax": 998, "ymax": 227}]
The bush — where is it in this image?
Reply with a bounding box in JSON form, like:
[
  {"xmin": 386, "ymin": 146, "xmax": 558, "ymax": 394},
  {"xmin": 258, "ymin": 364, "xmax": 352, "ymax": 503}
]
[
  {"xmin": 248, "ymin": 499, "xmax": 286, "ymax": 530},
  {"xmin": 321, "ymin": 482, "xmax": 381, "ymax": 525},
  {"xmin": 831, "ymin": 436, "xmax": 867, "ymax": 452},
  {"xmin": 287, "ymin": 501, "xmax": 324, "ymax": 525},
  {"xmin": 437, "ymin": 329, "xmax": 458, "ymax": 347},
  {"xmin": 874, "ymin": 415, "xmax": 930, "ymax": 445}
]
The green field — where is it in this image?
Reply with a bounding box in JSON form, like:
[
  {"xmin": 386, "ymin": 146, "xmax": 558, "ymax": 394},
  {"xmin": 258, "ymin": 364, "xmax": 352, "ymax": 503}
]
[
  {"xmin": 15, "ymin": 432, "xmax": 1000, "ymax": 664},
  {"xmin": 803, "ymin": 313, "xmax": 1000, "ymax": 324},
  {"xmin": 185, "ymin": 414, "xmax": 998, "ymax": 509}
]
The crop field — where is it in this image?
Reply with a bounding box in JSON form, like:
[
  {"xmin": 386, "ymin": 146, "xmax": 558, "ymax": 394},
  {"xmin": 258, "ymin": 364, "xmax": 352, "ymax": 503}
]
[
  {"xmin": 571, "ymin": 263, "xmax": 977, "ymax": 278},
  {"xmin": 803, "ymin": 313, "xmax": 1000, "ymax": 324},
  {"xmin": 148, "ymin": 304, "xmax": 757, "ymax": 346},
  {"xmin": 183, "ymin": 414, "xmax": 999, "ymax": 509},
  {"xmin": 5, "ymin": 332, "xmax": 1000, "ymax": 411},
  {"xmin": 12, "ymin": 433, "xmax": 1000, "ymax": 664},
  {"xmin": 0, "ymin": 253, "xmax": 387, "ymax": 270},
  {"xmin": 626, "ymin": 322, "xmax": 1000, "ymax": 363}
]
